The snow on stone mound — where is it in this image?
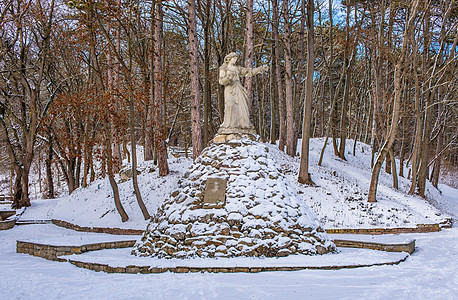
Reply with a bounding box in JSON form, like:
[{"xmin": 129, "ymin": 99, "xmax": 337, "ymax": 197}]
[{"xmin": 133, "ymin": 135, "xmax": 336, "ymax": 258}]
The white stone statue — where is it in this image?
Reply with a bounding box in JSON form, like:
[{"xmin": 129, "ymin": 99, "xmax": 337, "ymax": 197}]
[{"xmin": 218, "ymin": 52, "xmax": 268, "ymax": 135}]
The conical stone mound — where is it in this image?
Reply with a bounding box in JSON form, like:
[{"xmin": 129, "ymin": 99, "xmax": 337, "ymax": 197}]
[{"xmin": 133, "ymin": 135, "xmax": 336, "ymax": 258}]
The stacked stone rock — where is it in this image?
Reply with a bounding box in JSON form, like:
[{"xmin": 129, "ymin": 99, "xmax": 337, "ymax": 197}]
[{"xmin": 133, "ymin": 134, "xmax": 336, "ymax": 258}]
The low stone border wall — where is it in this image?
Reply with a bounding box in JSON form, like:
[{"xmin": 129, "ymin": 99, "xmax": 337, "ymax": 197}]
[
  {"xmin": 325, "ymin": 223, "xmax": 441, "ymax": 235},
  {"xmin": 53, "ymin": 219, "xmax": 447, "ymax": 236},
  {"xmin": 0, "ymin": 219, "xmax": 16, "ymax": 230},
  {"xmin": 52, "ymin": 219, "xmax": 143, "ymax": 235},
  {"xmin": 66, "ymin": 256, "xmax": 409, "ymax": 274},
  {"xmin": 333, "ymin": 239, "xmax": 415, "ymax": 254},
  {"xmin": 17, "ymin": 235, "xmax": 414, "ymax": 273},
  {"xmin": 17, "ymin": 240, "xmax": 136, "ymax": 261}
]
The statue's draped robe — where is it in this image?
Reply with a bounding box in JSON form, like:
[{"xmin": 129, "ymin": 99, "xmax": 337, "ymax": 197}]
[{"xmin": 219, "ymin": 66, "xmax": 263, "ymax": 134}]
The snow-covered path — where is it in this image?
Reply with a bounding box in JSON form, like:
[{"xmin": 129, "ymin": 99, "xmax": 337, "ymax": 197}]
[{"xmin": 1, "ymin": 224, "xmax": 457, "ymax": 299}]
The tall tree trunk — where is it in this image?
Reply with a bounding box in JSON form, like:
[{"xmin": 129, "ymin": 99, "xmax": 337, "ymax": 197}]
[
  {"xmin": 293, "ymin": 0, "xmax": 307, "ymax": 155},
  {"xmin": 368, "ymin": 0, "xmax": 419, "ymax": 202},
  {"xmin": 389, "ymin": 148, "xmax": 398, "ymax": 189},
  {"xmin": 188, "ymin": 0, "xmax": 203, "ymax": 159},
  {"xmin": 273, "ymin": 0, "xmax": 285, "ymax": 150},
  {"xmin": 283, "ymin": 0, "xmax": 295, "ymax": 157},
  {"xmin": 298, "ymin": 0, "xmax": 315, "ymax": 185},
  {"xmin": 126, "ymin": 7, "xmax": 150, "ymax": 220},
  {"xmin": 318, "ymin": 62, "xmax": 345, "ymax": 166},
  {"xmin": 202, "ymin": 1, "xmax": 212, "ymax": 147},
  {"xmin": 130, "ymin": 95, "xmax": 150, "ymax": 220},
  {"xmin": 338, "ymin": 1, "xmax": 352, "ymax": 160},
  {"xmin": 431, "ymin": 122, "xmax": 443, "ymax": 189},
  {"xmin": 245, "ymin": 0, "xmax": 254, "ymax": 112},
  {"xmin": 46, "ymin": 129, "xmax": 54, "ymax": 199},
  {"xmin": 417, "ymin": 6, "xmax": 434, "ymax": 198},
  {"xmin": 112, "ymin": 0, "xmax": 122, "ymax": 173},
  {"xmin": 145, "ymin": 2, "xmax": 156, "ymax": 161},
  {"xmin": 408, "ymin": 54, "xmax": 422, "ymax": 194},
  {"xmin": 153, "ymin": 0, "xmax": 169, "ymax": 175},
  {"xmin": 106, "ymin": 122, "xmax": 129, "ymax": 222},
  {"xmin": 269, "ymin": 42, "xmax": 277, "ymax": 144}
]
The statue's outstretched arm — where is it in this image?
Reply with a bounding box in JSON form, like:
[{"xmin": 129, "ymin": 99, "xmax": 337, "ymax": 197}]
[{"xmin": 241, "ymin": 65, "xmax": 269, "ymax": 77}]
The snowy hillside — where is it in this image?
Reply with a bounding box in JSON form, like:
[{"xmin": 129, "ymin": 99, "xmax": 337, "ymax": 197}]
[
  {"xmin": 13, "ymin": 138, "xmax": 455, "ymax": 230},
  {"xmin": 270, "ymin": 138, "xmax": 453, "ymax": 228}
]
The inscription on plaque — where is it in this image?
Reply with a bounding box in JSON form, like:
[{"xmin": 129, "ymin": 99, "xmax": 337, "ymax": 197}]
[{"xmin": 203, "ymin": 178, "xmax": 227, "ymax": 208}]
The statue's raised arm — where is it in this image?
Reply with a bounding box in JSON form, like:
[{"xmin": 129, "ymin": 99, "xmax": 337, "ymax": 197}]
[{"xmin": 218, "ymin": 52, "xmax": 268, "ymax": 135}]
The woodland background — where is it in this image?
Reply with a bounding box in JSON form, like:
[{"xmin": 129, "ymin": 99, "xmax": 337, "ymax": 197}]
[{"xmin": 0, "ymin": 0, "xmax": 456, "ymax": 214}]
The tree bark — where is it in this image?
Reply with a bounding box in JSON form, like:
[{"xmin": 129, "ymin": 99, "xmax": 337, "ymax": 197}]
[
  {"xmin": 298, "ymin": 0, "xmax": 315, "ymax": 185},
  {"xmin": 368, "ymin": 0, "xmax": 420, "ymax": 202},
  {"xmin": 188, "ymin": 0, "xmax": 203, "ymax": 159},
  {"xmin": 283, "ymin": 0, "xmax": 295, "ymax": 157},
  {"xmin": 45, "ymin": 128, "xmax": 55, "ymax": 199},
  {"xmin": 106, "ymin": 122, "xmax": 129, "ymax": 222},
  {"xmin": 389, "ymin": 148, "xmax": 398, "ymax": 189},
  {"xmin": 245, "ymin": 0, "xmax": 254, "ymax": 112},
  {"xmin": 145, "ymin": 2, "xmax": 156, "ymax": 161},
  {"xmin": 153, "ymin": 0, "xmax": 169, "ymax": 176},
  {"xmin": 338, "ymin": 1, "xmax": 352, "ymax": 160},
  {"xmin": 112, "ymin": 0, "xmax": 122, "ymax": 173},
  {"xmin": 202, "ymin": 0, "xmax": 212, "ymax": 147},
  {"xmin": 272, "ymin": 0, "xmax": 285, "ymax": 150},
  {"xmin": 408, "ymin": 52, "xmax": 422, "ymax": 194},
  {"xmin": 269, "ymin": 42, "xmax": 277, "ymax": 144}
]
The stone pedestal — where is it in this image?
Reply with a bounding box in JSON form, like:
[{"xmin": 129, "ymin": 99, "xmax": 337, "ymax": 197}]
[
  {"xmin": 217, "ymin": 127, "xmax": 256, "ymax": 135},
  {"xmin": 212, "ymin": 133, "xmax": 258, "ymax": 144},
  {"xmin": 133, "ymin": 137, "xmax": 336, "ymax": 259}
]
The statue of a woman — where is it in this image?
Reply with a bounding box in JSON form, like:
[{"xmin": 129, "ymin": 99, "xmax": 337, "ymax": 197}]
[{"xmin": 218, "ymin": 52, "xmax": 268, "ymax": 135}]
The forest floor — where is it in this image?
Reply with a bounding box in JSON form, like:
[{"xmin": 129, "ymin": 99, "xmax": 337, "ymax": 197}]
[{"xmin": 0, "ymin": 138, "xmax": 457, "ymax": 299}]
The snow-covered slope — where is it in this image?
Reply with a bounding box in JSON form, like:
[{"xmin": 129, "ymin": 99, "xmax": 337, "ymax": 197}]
[
  {"xmin": 271, "ymin": 138, "xmax": 451, "ymax": 228},
  {"xmin": 51, "ymin": 157, "xmax": 191, "ymax": 229},
  {"xmin": 22, "ymin": 138, "xmax": 452, "ymax": 231}
]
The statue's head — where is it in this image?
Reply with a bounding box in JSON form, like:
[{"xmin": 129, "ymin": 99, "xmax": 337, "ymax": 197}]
[{"xmin": 224, "ymin": 52, "xmax": 238, "ymax": 64}]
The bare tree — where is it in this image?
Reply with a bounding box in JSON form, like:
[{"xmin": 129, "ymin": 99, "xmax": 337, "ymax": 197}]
[
  {"xmin": 298, "ymin": 0, "xmax": 315, "ymax": 185},
  {"xmin": 283, "ymin": 0, "xmax": 295, "ymax": 156},
  {"xmin": 188, "ymin": 0, "xmax": 202, "ymax": 159},
  {"xmin": 272, "ymin": 0, "xmax": 286, "ymax": 150},
  {"xmin": 153, "ymin": 0, "xmax": 169, "ymax": 176},
  {"xmin": 368, "ymin": 0, "xmax": 420, "ymax": 202},
  {"xmin": 0, "ymin": 0, "xmax": 56, "ymax": 208}
]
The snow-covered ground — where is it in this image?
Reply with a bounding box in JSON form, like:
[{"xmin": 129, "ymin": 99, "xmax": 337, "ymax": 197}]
[
  {"xmin": 273, "ymin": 139, "xmax": 454, "ymax": 228},
  {"xmin": 1, "ymin": 224, "xmax": 457, "ymax": 299},
  {"xmin": 1, "ymin": 138, "xmax": 457, "ymax": 299},
  {"xmin": 49, "ymin": 156, "xmax": 192, "ymax": 229}
]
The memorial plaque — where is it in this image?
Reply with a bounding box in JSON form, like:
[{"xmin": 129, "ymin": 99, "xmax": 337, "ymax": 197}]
[{"xmin": 203, "ymin": 178, "xmax": 227, "ymax": 208}]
